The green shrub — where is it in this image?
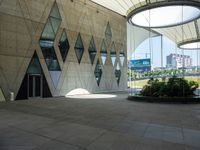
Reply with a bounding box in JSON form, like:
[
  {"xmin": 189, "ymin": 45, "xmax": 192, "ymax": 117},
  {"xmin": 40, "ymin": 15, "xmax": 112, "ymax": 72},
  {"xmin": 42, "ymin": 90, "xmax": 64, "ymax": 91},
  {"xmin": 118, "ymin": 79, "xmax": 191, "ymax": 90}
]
[{"xmin": 140, "ymin": 76, "xmax": 199, "ymax": 97}]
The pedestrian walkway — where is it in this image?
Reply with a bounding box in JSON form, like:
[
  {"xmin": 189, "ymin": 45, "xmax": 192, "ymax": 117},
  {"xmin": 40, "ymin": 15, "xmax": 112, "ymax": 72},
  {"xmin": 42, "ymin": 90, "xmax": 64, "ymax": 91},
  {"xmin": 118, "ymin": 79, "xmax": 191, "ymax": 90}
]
[{"xmin": 0, "ymin": 92, "xmax": 200, "ymax": 150}]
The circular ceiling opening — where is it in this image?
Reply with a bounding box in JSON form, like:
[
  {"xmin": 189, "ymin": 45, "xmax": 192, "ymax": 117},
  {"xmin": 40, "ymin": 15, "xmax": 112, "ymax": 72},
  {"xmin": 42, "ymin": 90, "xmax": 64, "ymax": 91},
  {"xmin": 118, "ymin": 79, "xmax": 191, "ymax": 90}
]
[
  {"xmin": 179, "ymin": 40, "xmax": 200, "ymax": 49},
  {"xmin": 128, "ymin": 3, "xmax": 200, "ymax": 28}
]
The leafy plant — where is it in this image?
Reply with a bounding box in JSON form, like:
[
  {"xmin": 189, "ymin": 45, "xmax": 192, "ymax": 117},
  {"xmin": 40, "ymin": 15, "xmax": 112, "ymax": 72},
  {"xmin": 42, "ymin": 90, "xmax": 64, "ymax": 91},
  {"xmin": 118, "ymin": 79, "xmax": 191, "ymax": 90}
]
[{"xmin": 140, "ymin": 76, "xmax": 199, "ymax": 97}]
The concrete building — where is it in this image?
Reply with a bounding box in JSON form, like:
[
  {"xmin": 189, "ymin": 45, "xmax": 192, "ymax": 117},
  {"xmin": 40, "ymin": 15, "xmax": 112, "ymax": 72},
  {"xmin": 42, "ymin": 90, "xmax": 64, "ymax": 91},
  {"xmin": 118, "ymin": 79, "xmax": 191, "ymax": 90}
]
[
  {"xmin": 166, "ymin": 53, "xmax": 192, "ymax": 69},
  {"xmin": 0, "ymin": 0, "xmax": 200, "ymax": 102},
  {"xmin": 1, "ymin": 1, "xmax": 200, "ymax": 149},
  {"xmin": 0, "ymin": 0, "xmax": 127, "ymax": 101}
]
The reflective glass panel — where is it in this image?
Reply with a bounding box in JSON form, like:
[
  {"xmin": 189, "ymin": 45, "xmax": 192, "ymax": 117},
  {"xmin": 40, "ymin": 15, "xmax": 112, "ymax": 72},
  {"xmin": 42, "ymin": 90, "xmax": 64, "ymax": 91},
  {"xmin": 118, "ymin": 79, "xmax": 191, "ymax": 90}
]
[
  {"xmin": 115, "ymin": 63, "xmax": 121, "ymax": 85},
  {"xmin": 39, "ymin": 2, "xmax": 62, "ymax": 71},
  {"xmin": 49, "ymin": 17, "xmax": 61, "ymax": 34},
  {"xmin": 94, "ymin": 59, "xmax": 102, "ymax": 86},
  {"xmin": 50, "ymin": 3, "xmax": 62, "ymax": 19},
  {"xmin": 74, "ymin": 33, "xmax": 84, "ymax": 64},
  {"xmin": 110, "ymin": 42, "xmax": 116, "ymax": 66},
  {"xmin": 100, "ymin": 39, "xmax": 107, "ymax": 65},
  {"xmin": 41, "ymin": 19, "xmax": 55, "ymax": 40},
  {"xmin": 59, "ymin": 30, "xmax": 70, "ymax": 61},
  {"xmin": 120, "ymin": 47, "xmax": 125, "ymax": 66},
  {"xmin": 27, "ymin": 52, "xmax": 42, "ymax": 74},
  {"xmin": 88, "ymin": 36, "xmax": 96, "ymax": 65}
]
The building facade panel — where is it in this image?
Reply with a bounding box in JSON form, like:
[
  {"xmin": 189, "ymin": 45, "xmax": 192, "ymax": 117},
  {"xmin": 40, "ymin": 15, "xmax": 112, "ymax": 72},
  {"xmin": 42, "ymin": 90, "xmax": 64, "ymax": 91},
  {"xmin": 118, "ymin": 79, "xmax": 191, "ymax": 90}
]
[{"xmin": 0, "ymin": 0, "xmax": 127, "ymax": 100}]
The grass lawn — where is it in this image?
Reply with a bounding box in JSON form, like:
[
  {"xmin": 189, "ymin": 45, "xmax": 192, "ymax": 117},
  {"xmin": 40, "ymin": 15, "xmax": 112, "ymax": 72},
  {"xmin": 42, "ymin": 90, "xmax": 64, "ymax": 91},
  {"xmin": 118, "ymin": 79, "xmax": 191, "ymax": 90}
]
[
  {"xmin": 128, "ymin": 79, "xmax": 148, "ymax": 87},
  {"xmin": 128, "ymin": 76, "xmax": 200, "ymax": 88},
  {"xmin": 185, "ymin": 76, "xmax": 200, "ymax": 85}
]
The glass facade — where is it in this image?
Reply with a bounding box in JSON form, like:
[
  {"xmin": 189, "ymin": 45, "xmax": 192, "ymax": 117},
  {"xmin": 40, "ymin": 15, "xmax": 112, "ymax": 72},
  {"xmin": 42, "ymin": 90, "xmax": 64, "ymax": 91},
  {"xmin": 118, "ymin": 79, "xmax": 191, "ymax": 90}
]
[
  {"xmin": 27, "ymin": 52, "xmax": 42, "ymax": 74},
  {"xmin": 119, "ymin": 47, "xmax": 125, "ymax": 66},
  {"xmin": 115, "ymin": 63, "xmax": 121, "ymax": 85},
  {"xmin": 88, "ymin": 36, "xmax": 96, "ymax": 65},
  {"xmin": 59, "ymin": 30, "xmax": 70, "ymax": 62},
  {"xmin": 16, "ymin": 51, "xmax": 52, "ymax": 100},
  {"xmin": 100, "ymin": 39, "xmax": 107, "ymax": 65},
  {"xmin": 39, "ymin": 2, "xmax": 61, "ymax": 71},
  {"xmin": 94, "ymin": 59, "xmax": 102, "ymax": 86},
  {"xmin": 74, "ymin": 33, "xmax": 84, "ymax": 64},
  {"xmin": 110, "ymin": 42, "xmax": 116, "ymax": 66}
]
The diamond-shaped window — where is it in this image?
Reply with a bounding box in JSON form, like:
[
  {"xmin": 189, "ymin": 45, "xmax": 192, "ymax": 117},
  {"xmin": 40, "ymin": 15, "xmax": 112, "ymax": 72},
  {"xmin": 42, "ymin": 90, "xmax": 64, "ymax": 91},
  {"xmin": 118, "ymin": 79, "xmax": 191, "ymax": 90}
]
[
  {"xmin": 59, "ymin": 30, "xmax": 70, "ymax": 62},
  {"xmin": 39, "ymin": 2, "xmax": 62, "ymax": 71},
  {"xmin": 100, "ymin": 39, "xmax": 107, "ymax": 65},
  {"xmin": 27, "ymin": 52, "xmax": 42, "ymax": 74},
  {"xmin": 40, "ymin": 19, "xmax": 55, "ymax": 41},
  {"xmin": 74, "ymin": 33, "xmax": 84, "ymax": 64},
  {"xmin": 115, "ymin": 63, "xmax": 121, "ymax": 85},
  {"xmin": 50, "ymin": 17, "xmax": 61, "ymax": 35},
  {"xmin": 88, "ymin": 36, "xmax": 96, "ymax": 65},
  {"xmin": 105, "ymin": 22, "xmax": 112, "ymax": 46},
  {"xmin": 120, "ymin": 46, "xmax": 125, "ymax": 66},
  {"xmin": 110, "ymin": 42, "xmax": 116, "ymax": 66},
  {"xmin": 49, "ymin": 2, "xmax": 61, "ymax": 34},
  {"xmin": 94, "ymin": 59, "xmax": 102, "ymax": 86},
  {"xmin": 50, "ymin": 2, "xmax": 61, "ymax": 19}
]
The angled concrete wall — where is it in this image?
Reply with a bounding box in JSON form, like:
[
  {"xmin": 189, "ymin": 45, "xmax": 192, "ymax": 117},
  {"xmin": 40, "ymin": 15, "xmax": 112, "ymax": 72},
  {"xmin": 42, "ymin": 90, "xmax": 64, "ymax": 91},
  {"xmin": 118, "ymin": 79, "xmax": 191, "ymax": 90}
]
[
  {"xmin": 0, "ymin": 0, "xmax": 127, "ymax": 100},
  {"xmin": 0, "ymin": 88, "xmax": 5, "ymax": 102}
]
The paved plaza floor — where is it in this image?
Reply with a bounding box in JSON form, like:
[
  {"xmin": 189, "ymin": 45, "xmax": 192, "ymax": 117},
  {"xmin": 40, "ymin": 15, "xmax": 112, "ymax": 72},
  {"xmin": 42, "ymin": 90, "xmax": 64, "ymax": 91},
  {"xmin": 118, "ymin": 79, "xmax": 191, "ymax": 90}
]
[{"xmin": 0, "ymin": 92, "xmax": 200, "ymax": 150}]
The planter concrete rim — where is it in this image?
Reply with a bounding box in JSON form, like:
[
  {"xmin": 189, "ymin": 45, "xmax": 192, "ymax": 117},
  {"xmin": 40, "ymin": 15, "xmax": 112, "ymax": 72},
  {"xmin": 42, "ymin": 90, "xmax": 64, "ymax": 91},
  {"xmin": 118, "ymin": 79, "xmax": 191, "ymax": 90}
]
[{"xmin": 127, "ymin": 95, "xmax": 200, "ymax": 104}]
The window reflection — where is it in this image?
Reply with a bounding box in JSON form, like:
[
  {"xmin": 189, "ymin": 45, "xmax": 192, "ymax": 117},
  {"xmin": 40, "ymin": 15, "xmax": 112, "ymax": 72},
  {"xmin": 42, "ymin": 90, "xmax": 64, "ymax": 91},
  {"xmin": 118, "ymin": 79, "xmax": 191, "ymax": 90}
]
[
  {"xmin": 74, "ymin": 33, "xmax": 84, "ymax": 64},
  {"xmin": 88, "ymin": 36, "xmax": 96, "ymax": 65},
  {"xmin": 59, "ymin": 30, "xmax": 70, "ymax": 62},
  {"xmin": 94, "ymin": 59, "xmax": 102, "ymax": 86},
  {"xmin": 100, "ymin": 39, "xmax": 107, "ymax": 65},
  {"xmin": 39, "ymin": 2, "xmax": 61, "ymax": 71}
]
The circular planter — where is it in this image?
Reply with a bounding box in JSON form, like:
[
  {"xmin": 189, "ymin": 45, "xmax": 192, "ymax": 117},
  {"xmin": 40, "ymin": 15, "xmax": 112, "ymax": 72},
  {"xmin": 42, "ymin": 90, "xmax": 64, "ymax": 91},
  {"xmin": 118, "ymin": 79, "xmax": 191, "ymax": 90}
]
[{"xmin": 128, "ymin": 95, "xmax": 200, "ymax": 104}]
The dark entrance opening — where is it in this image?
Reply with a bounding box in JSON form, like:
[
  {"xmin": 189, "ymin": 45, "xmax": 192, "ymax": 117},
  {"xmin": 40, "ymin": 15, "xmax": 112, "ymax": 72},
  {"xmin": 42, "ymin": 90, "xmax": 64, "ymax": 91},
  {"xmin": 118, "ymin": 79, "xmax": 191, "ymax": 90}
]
[
  {"xmin": 16, "ymin": 51, "xmax": 52, "ymax": 100},
  {"xmin": 28, "ymin": 75, "xmax": 42, "ymax": 98}
]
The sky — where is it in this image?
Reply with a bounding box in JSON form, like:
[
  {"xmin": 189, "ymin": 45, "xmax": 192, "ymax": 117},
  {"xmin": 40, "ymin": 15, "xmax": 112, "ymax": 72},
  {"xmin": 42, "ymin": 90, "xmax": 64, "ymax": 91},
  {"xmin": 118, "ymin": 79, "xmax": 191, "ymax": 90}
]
[{"xmin": 133, "ymin": 36, "xmax": 200, "ymax": 68}]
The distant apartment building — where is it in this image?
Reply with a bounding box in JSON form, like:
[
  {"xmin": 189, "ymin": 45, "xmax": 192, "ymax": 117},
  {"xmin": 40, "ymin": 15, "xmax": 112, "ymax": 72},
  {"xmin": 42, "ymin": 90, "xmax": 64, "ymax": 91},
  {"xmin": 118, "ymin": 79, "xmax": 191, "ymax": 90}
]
[{"xmin": 166, "ymin": 53, "xmax": 192, "ymax": 69}]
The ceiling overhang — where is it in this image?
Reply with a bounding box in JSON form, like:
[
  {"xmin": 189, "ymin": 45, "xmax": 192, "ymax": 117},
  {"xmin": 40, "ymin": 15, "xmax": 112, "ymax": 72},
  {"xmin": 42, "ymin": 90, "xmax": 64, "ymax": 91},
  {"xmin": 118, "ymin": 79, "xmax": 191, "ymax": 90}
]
[{"xmin": 90, "ymin": 0, "xmax": 200, "ymax": 47}]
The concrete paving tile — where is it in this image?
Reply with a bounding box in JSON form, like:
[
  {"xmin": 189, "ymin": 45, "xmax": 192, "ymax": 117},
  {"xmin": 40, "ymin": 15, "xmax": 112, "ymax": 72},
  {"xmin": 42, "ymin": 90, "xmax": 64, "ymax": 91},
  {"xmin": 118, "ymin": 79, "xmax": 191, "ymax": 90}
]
[
  {"xmin": 135, "ymin": 143, "xmax": 160, "ymax": 150},
  {"xmin": 32, "ymin": 121, "xmax": 74, "ymax": 139},
  {"xmin": 183, "ymin": 128, "xmax": 200, "ymax": 148},
  {"xmin": 144, "ymin": 124, "xmax": 164, "ymax": 139},
  {"xmin": 137, "ymin": 136, "xmax": 163, "ymax": 148},
  {"xmin": 0, "ymin": 127, "xmax": 50, "ymax": 148},
  {"xmin": 0, "ymin": 146, "xmax": 34, "ymax": 150},
  {"xmin": 161, "ymin": 141, "xmax": 185, "ymax": 150},
  {"xmin": 87, "ymin": 118, "xmax": 121, "ymax": 130},
  {"xmin": 112, "ymin": 120, "xmax": 148, "ymax": 137},
  {"xmin": 87, "ymin": 131, "xmax": 139, "ymax": 150},
  {"xmin": 86, "ymin": 131, "xmax": 121, "ymax": 150},
  {"xmin": 12, "ymin": 115, "xmax": 56, "ymax": 132},
  {"xmin": 1, "ymin": 93, "xmax": 200, "ymax": 149},
  {"xmin": 55, "ymin": 123, "xmax": 106, "ymax": 147},
  {"xmin": 128, "ymin": 121, "xmax": 148, "ymax": 137},
  {"xmin": 109, "ymin": 141, "xmax": 136, "ymax": 150},
  {"xmin": 185, "ymin": 145, "xmax": 200, "ymax": 150},
  {"xmin": 112, "ymin": 120, "xmax": 132, "ymax": 133},
  {"xmin": 0, "ymin": 110, "xmax": 31, "ymax": 127},
  {"xmin": 33, "ymin": 140, "xmax": 81, "ymax": 150},
  {"xmin": 162, "ymin": 126, "xmax": 184, "ymax": 144},
  {"xmin": 109, "ymin": 134, "xmax": 138, "ymax": 150}
]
